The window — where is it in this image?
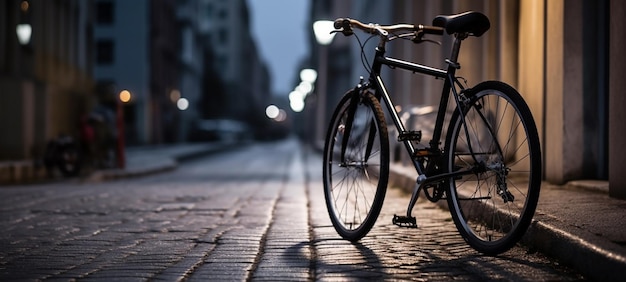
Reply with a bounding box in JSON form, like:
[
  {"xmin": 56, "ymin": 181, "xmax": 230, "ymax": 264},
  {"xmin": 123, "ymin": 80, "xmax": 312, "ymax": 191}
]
[
  {"xmin": 96, "ymin": 1, "xmax": 114, "ymax": 24},
  {"xmin": 96, "ymin": 39, "xmax": 114, "ymax": 64}
]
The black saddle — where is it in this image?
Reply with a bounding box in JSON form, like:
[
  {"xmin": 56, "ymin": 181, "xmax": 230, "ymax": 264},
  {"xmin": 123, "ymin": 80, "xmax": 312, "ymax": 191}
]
[{"xmin": 432, "ymin": 11, "xmax": 490, "ymax": 37}]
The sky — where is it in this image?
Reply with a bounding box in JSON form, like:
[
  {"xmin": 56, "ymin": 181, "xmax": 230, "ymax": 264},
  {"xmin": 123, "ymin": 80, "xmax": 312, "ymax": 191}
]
[{"xmin": 247, "ymin": 0, "xmax": 310, "ymax": 96}]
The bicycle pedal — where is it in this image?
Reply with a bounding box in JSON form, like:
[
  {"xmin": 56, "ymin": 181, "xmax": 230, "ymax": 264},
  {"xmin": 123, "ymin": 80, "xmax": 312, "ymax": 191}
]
[{"xmin": 392, "ymin": 214, "xmax": 417, "ymax": 228}]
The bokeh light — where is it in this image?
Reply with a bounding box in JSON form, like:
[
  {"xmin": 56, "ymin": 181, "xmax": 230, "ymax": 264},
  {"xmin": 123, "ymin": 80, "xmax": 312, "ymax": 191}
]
[
  {"xmin": 265, "ymin": 104, "xmax": 279, "ymax": 119},
  {"xmin": 119, "ymin": 90, "xmax": 131, "ymax": 103},
  {"xmin": 177, "ymin": 98, "xmax": 189, "ymax": 110}
]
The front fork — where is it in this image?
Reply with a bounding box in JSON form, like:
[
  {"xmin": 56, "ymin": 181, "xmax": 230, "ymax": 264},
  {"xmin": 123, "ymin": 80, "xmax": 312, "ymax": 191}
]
[{"xmin": 340, "ymin": 79, "xmax": 369, "ymax": 165}]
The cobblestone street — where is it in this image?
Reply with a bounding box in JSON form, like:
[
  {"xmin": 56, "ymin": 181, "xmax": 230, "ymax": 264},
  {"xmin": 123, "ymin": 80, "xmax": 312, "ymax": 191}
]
[{"xmin": 0, "ymin": 139, "xmax": 584, "ymax": 281}]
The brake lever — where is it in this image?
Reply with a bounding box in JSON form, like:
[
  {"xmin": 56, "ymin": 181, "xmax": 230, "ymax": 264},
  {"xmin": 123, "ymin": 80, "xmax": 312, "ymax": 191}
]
[
  {"xmin": 412, "ymin": 31, "xmax": 441, "ymax": 45},
  {"xmin": 331, "ymin": 29, "xmax": 353, "ymax": 37},
  {"xmin": 413, "ymin": 38, "xmax": 442, "ymax": 45}
]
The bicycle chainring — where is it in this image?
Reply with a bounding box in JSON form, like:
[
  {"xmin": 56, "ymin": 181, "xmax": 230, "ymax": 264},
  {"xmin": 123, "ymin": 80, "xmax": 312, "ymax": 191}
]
[{"xmin": 423, "ymin": 183, "xmax": 445, "ymax": 202}]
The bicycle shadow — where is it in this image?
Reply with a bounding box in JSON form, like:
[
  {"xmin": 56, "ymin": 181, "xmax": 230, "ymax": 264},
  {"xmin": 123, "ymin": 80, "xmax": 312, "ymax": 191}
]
[
  {"xmin": 284, "ymin": 238, "xmax": 390, "ymax": 280},
  {"xmin": 405, "ymin": 249, "xmax": 577, "ymax": 281},
  {"xmin": 283, "ymin": 237, "xmax": 579, "ymax": 280}
]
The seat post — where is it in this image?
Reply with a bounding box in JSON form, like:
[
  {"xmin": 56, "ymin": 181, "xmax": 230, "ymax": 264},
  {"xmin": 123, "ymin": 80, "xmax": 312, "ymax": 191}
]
[{"xmin": 448, "ymin": 33, "xmax": 468, "ymax": 68}]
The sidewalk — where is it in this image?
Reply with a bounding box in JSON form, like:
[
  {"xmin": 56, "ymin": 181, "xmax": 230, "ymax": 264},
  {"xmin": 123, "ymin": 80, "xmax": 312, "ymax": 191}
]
[
  {"xmin": 86, "ymin": 141, "xmax": 240, "ymax": 182},
  {"xmin": 389, "ymin": 163, "xmax": 626, "ymax": 281},
  {"xmin": 0, "ymin": 141, "xmax": 240, "ymax": 185}
]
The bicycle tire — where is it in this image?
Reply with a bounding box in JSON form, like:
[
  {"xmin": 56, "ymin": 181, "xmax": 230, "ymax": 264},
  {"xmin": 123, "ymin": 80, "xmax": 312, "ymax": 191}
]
[
  {"xmin": 444, "ymin": 81, "xmax": 542, "ymax": 255},
  {"xmin": 323, "ymin": 89, "xmax": 389, "ymax": 241}
]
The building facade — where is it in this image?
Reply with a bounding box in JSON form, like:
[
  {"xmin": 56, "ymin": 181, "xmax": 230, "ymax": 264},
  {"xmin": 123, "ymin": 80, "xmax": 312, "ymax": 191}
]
[
  {"xmin": 177, "ymin": 0, "xmax": 208, "ymax": 142},
  {"xmin": 94, "ymin": 0, "xmax": 270, "ymax": 144},
  {"xmin": 0, "ymin": 0, "xmax": 94, "ymax": 160},
  {"xmin": 199, "ymin": 0, "xmax": 271, "ymax": 124},
  {"xmin": 93, "ymin": 0, "xmax": 180, "ymax": 145}
]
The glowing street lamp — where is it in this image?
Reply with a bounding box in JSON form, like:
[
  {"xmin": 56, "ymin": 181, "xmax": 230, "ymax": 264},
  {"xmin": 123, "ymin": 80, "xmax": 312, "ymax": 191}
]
[
  {"xmin": 16, "ymin": 24, "xmax": 32, "ymax": 45},
  {"xmin": 16, "ymin": 1, "xmax": 32, "ymax": 46},
  {"xmin": 313, "ymin": 20, "xmax": 336, "ymax": 45}
]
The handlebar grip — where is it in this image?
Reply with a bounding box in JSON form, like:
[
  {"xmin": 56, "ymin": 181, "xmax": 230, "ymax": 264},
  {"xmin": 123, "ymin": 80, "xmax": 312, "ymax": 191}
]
[
  {"xmin": 420, "ymin": 25, "xmax": 444, "ymax": 35},
  {"xmin": 334, "ymin": 18, "xmax": 354, "ymax": 36}
]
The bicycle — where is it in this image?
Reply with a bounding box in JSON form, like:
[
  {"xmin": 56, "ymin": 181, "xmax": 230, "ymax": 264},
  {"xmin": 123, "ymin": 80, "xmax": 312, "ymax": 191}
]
[{"xmin": 322, "ymin": 11, "xmax": 542, "ymax": 255}]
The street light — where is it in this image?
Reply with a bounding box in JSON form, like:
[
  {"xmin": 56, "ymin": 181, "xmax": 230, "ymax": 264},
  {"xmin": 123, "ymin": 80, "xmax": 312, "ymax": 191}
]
[
  {"xmin": 313, "ymin": 20, "xmax": 336, "ymax": 144},
  {"xmin": 16, "ymin": 24, "xmax": 31, "ymax": 45},
  {"xmin": 313, "ymin": 20, "xmax": 336, "ymax": 45},
  {"xmin": 17, "ymin": 0, "xmax": 32, "ymax": 46}
]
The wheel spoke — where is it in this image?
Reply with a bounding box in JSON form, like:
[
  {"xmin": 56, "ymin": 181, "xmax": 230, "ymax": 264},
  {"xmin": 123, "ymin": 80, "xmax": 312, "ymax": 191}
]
[
  {"xmin": 323, "ymin": 91, "xmax": 389, "ymax": 241},
  {"xmin": 447, "ymin": 83, "xmax": 541, "ymax": 255}
]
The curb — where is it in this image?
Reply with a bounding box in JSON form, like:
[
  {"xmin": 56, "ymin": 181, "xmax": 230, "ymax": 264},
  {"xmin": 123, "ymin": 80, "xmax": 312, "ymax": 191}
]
[
  {"xmin": 523, "ymin": 217, "xmax": 626, "ymax": 281},
  {"xmin": 388, "ymin": 163, "xmax": 626, "ymax": 281}
]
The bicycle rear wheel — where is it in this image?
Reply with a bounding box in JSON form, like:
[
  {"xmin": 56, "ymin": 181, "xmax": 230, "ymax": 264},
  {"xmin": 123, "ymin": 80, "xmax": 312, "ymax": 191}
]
[
  {"xmin": 323, "ymin": 89, "xmax": 389, "ymax": 241},
  {"xmin": 445, "ymin": 81, "xmax": 541, "ymax": 255}
]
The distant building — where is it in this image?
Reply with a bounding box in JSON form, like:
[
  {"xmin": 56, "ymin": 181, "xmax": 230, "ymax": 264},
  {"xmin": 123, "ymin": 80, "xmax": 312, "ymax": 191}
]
[
  {"xmin": 94, "ymin": 0, "xmax": 270, "ymax": 144},
  {"xmin": 0, "ymin": 0, "xmax": 272, "ymax": 162},
  {"xmin": 176, "ymin": 0, "xmax": 208, "ymax": 142},
  {"xmin": 93, "ymin": 0, "xmax": 180, "ymax": 145},
  {"xmin": 198, "ymin": 0, "xmax": 271, "ymax": 125},
  {"xmin": 0, "ymin": 0, "xmax": 94, "ymax": 160}
]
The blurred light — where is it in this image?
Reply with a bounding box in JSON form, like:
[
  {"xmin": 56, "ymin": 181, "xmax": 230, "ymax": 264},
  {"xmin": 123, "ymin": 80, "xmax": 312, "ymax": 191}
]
[
  {"xmin": 313, "ymin": 20, "xmax": 336, "ymax": 45},
  {"xmin": 410, "ymin": 105, "xmax": 435, "ymax": 115},
  {"xmin": 265, "ymin": 104, "xmax": 279, "ymax": 119},
  {"xmin": 290, "ymin": 98, "xmax": 305, "ymax": 113},
  {"xmin": 275, "ymin": 109, "xmax": 287, "ymax": 122},
  {"xmin": 296, "ymin": 81, "xmax": 313, "ymax": 95},
  {"xmin": 119, "ymin": 90, "xmax": 131, "ymax": 103},
  {"xmin": 300, "ymin": 69, "xmax": 317, "ymax": 83},
  {"xmin": 170, "ymin": 89, "xmax": 181, "ymax": 103},
  {"xmin": 177, "ymin": 98, "xmax": 189, "ymax": 111},
  {"xmin": 21, "ymin": 1, "xmax": 29, "ymax": 12},
  {"xmin": 289, "ymin": 91, "xmax": 305, "ymax": 103},
  {"xmin": 16, "ymin": 24, "xmax": 31, "ymax": 45}
]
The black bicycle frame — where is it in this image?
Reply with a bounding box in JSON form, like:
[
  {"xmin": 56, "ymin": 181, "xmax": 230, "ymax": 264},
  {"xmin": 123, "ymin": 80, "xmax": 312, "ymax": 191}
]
[
  {"xmin": 368, "ymin": 40, "xmax": 456, "ymax": 177},
  {"xmin": 336, "ymin": 33, "xmax": 481, "ymax": 218},
  {"xmin": 340, "ymin": 34, "xmax": 478, "ymax": 187}
]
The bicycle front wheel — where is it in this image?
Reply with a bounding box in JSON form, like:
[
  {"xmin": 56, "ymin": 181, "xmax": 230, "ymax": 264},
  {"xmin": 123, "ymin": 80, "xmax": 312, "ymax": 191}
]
[
  {"xmin": 445, "ymin": 81, "xmax": 541, "ymax": 255},
  {"xmin": 323, "ymin": 89, "xmax": 389, "ymax": 241}
]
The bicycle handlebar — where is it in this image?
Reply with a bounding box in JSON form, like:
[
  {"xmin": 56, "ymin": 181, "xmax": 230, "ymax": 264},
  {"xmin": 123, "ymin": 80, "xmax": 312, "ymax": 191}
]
[{"xmin": 333, "ymin": 18, "xmax": 444, "ymax": 38}]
